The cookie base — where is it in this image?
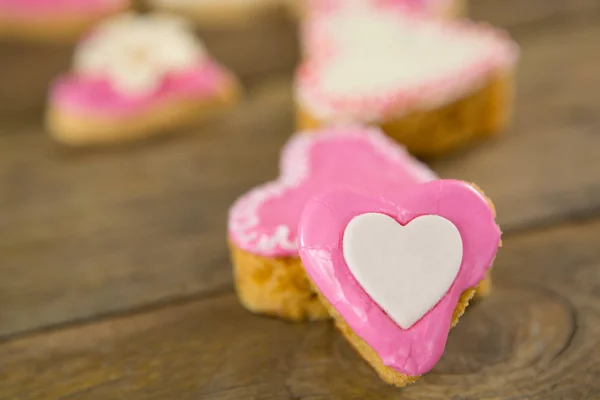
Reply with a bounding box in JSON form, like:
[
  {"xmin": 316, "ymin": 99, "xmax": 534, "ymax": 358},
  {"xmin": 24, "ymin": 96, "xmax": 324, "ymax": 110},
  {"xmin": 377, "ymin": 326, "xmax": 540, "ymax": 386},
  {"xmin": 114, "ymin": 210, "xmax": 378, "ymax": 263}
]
[
  {"xmin": 0, "ymin": 6, "xmax": 128, "ymax": 43},
  {"xmin": 297, "ymin": 71, "xmax": 514, "ymax": 158},
  {"xmin": 230, "ymin": 243, "xmax": 330, "ymax": 321},
  {"xmin": 47, "ymin": 79, "xmax": 240, "ymax": 146},
  {"xmin": 230, "ymin": 242, "xmax": 491, "ymax": 321},
  {"xmin": 318, "ymin": 286, "xmax": 476, "ymax": 387}
]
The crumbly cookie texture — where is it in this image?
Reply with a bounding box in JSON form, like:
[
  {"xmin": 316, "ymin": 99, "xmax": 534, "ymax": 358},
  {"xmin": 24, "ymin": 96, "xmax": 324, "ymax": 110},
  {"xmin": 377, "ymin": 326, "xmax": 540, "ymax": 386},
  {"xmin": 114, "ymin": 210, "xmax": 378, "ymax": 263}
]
[
  {"xmin": 316, "ymin": 286, "xmax": 476, "ymax": 387},
  {"xmin": 230, "ymin": 241, "xmax": 491, "ymax": 321},
  {"xmin": 298, "ymin": 72, "xmax": 514, "ymax": 158},
  {"xmin": 47, "ymin": 81, "xmax": 239, "ymax": 146},
  {"xmin": 230, "ymin": 243, "xmax": 329, "ymax": 321}
]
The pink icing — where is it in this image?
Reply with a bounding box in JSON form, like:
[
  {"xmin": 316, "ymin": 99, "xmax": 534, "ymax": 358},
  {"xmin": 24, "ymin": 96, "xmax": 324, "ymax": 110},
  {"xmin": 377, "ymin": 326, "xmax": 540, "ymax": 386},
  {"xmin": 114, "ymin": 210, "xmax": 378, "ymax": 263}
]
[
  {"xmin": 50, "ymin": 61, "xmax": 232, "ymax": 118},
  {"xmin": 0, "ymin": 0, "xmax": 126, "ymax": 18},
  {"xmin": 298, "ymin": 180, "xmax": 501, "ymax": 376},
  {"xmin": 228, "ymin": 126, "xmax": 437, "ymax": 258}
]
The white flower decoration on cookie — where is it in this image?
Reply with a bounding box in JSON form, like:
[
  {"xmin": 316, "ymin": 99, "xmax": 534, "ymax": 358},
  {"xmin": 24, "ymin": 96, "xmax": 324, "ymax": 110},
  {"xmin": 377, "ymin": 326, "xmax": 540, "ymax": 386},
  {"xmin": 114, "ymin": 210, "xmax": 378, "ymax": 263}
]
[{"xmin": 74, "ymin": 13, "xmax": 206, "ymax": 96}]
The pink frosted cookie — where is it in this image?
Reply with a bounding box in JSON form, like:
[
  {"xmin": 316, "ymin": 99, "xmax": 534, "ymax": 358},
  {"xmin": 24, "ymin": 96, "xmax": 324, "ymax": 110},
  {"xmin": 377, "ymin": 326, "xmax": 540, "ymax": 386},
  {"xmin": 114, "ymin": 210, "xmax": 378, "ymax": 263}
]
[
  {"xmin": 229, "ymin": 126, "xmax": 491, "ymax": 321},
  {"xmin": 47, "ymin": 13, "xmax": 240, "ymax": 146},
  {"xmin": 298, "ymin": 180, "xmax": 501, "ymax": 386},
  {"xmin": 0, "ymin": 0, "xmax": 130, "ymax": 42},
  {"xmin": 296, "ymin": 1, "xmax": 519, "ymax": 157}
]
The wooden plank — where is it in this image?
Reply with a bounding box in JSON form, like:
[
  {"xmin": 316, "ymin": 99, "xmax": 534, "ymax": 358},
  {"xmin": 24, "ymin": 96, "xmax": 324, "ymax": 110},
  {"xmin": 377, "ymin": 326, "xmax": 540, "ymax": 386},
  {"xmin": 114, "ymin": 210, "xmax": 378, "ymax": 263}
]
[
  {"xmin": 1, "ymin": 218, "xmax": 599, "ymax": 399},
  {"xmin": 470, "ymin": 0, "xmax": 600, "ymax": 29},
  {"xmin": 0, "ymin": 80, "xmax": 294, "ymax": 337},
  {"xmin": 1, "ymin": 18, "xmax": 600, "ymax": 337},
  {"xmin": 0, "ymin": 41, "xmax": 72, "ymax": 121},
  {"xmin": 195, "ymin": 16, "xmax": 299, "ymax": 78}
]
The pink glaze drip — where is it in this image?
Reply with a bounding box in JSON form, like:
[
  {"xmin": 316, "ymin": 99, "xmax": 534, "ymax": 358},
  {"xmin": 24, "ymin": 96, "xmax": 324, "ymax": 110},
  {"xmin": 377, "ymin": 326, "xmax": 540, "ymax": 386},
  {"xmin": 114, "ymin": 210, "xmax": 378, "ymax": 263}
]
[
  {"xmin": 0, "ymin": 0, "xmax": 126, "ymax": 18},
  {"xmin": 50, "ymin": 61, "xmax": 230, "ymax": 118},
  {"xmin": 228, "ymin": 127, "xmax": 437, "ymax": 257},
  {"xmin": 298, "ymin": 180, "xmax": 501, "ymax": 376}
]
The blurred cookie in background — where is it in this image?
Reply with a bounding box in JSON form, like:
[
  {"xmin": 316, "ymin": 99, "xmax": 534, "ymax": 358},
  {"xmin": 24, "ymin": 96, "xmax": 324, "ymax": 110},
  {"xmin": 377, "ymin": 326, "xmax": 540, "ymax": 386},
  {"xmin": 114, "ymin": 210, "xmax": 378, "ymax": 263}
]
[
  {"xmin": 295, "ymin": 1, "xmax": 519, "ymax": 157},
  {"xmin": 46, "ymin": 13, "xmax": 241, "ymax": 146}
]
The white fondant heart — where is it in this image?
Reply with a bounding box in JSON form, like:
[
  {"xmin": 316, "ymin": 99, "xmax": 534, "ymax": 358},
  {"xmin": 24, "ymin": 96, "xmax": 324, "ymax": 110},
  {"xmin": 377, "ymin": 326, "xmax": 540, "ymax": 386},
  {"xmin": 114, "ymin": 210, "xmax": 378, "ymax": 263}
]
[{"xmin": 343, "ymin": 213, "xmax": 463, "ymax": 329}]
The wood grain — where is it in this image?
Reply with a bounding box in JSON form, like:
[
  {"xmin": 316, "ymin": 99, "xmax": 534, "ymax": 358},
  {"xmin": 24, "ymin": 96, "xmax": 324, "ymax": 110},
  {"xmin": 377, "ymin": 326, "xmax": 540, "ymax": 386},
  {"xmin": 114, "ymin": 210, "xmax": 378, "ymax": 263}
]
[
  {"xmin": 1, "ymin": 218, "xmax": 599, "ymax": 399},
  {"xmin": 470, "ymin": 0, "xmax": 600, "ymax": 29},
  {"xmin": 195, "ymin": 15, "xmax": 299, "ymax": 78},
  {"xmin": 1, "ymin": 16, "xmax": 600, "ymax": 338},
  {"xmin": 0, "ymin": 41, "xmax": 72, "ymax": 121},
  {"xmin": 0, "ymin": 81, "xmax": 293, "ymax": 337}
]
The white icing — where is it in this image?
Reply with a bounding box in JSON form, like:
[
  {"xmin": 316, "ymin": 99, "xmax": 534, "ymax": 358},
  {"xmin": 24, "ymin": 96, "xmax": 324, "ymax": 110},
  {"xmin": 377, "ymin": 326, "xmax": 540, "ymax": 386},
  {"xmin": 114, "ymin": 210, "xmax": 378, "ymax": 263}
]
[
  {"xmin": 256, "ymin": 226, "xmax": 297, "ymax": 252},
  {"xmin": 320, "ymin": 10, "xmax": 487, "ymax": 96},
  {"xmin": 74, "ymin": 13, "xmax": 206, "ymax": 96},
  {"xmin": 228, "ymin": 127, "xmax": 437, "ymax": 255},
  {"xmin": 343, "ymin": 213, "xmax": 463, "ymax": 329},
  {"xmin": 298, "ymin": 2, "xmax": 518, "ymax": 121}
]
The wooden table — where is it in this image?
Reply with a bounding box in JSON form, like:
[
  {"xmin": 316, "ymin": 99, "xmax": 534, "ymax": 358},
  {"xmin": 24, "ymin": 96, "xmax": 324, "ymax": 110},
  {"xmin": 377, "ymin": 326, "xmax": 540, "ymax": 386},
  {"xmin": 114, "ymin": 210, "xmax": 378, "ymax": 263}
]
[{"xmin": 1, "ymin": 1, "xmax": 600, "ymax": 398}]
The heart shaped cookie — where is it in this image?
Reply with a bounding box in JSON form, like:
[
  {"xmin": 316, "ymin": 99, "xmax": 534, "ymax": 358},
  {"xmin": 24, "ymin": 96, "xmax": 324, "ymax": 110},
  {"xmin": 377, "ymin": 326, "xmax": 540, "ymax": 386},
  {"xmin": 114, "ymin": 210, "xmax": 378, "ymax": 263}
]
[
  {"xmin": 298, "ymin": 180, "xmax": 501, "ymax": 385},
  {"xmin": 296, "ymin": 1, "xmax": 519, "ymax": 156},
  {"xmin": 228, "ymin": 126, "xmax": 438, "ymax": 321},
  {"xmin": 47, "ymin": 13, "xmax": 240, "ymax": 146}
]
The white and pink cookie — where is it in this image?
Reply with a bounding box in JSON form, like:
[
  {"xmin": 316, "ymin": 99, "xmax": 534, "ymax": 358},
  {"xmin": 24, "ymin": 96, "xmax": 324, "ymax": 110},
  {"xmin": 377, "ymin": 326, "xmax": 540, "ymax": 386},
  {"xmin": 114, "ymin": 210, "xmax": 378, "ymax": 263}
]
[
  {"xmin": 228, "ymin": 126, "xmax": 492, "ymax": 321},
  {"xmin": 47, "ymin": 13, "xmax": 240, "ymax": 146},
  {"xmin": 296, "ymin": 1, "xmax": 519, "ymax": 157},
  {"xmin": 0, "ymin": 0, "xmax": 130, "ymax": 42},
  {"xmin": 147, "ymin": 0, "xmax": 283, "ymax": 27},
  {"xmin": 298, "ymin": 180, "xmax": 501, "ymax": 386}
]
